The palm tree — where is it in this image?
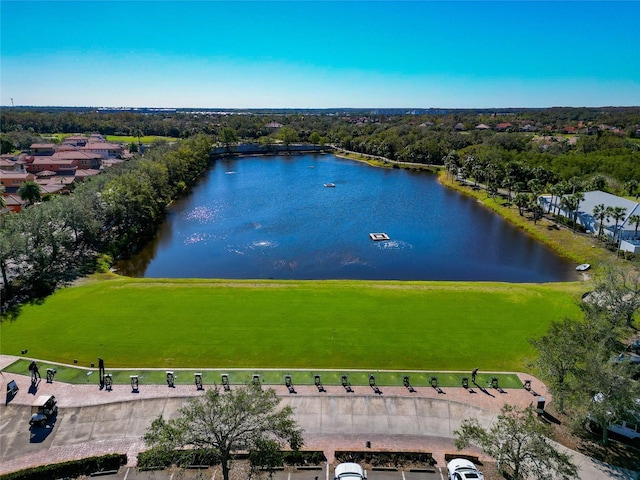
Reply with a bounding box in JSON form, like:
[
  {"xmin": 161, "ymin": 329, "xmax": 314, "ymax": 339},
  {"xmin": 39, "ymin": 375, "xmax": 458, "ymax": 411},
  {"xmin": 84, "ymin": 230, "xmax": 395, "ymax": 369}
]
[
  {"xmin": 559, "ymin": 196, "xmax": 571, "ymax": 220},
  {"xmin": 514, "ymin": 193, "xmax": 529, "ymax": 216},
  {"xmin": 547, "ymin": 183, "xmax": 562, "ymax": 215},
  {"xmin": 625, "ymin": 179, "xmax": 639, "ymax": 197},
  {"xmin": 568, "ymin": 176, "xmax": 582, "ymax": 194},
  {"xmin": 610, "ymin": 206, "xmax": 627, "ymax": 242},
  {"xmin": 629, "ymin": 214, "xmax": 640, "ymax": 239},
  {"xmin": 559, "ymin": 193, "xmax": 583, "ymax": 232},
  {"xmin": 443, "ymin": 151, "xmax": 460, "ymax": 181},
  {"xmin": 593, "ymin": 203, "xmax": 610, "ymax": 239},
  {"xmin": 569, "ymin": 192, "xmax": 584, "ymax": 231},
  {"xmin": 18, "ymin": 180, "xmax": 41, "ymax": 206},
  {"xmin": 528, "ymin": 194, "xmax": 543, "ymax": 224}
]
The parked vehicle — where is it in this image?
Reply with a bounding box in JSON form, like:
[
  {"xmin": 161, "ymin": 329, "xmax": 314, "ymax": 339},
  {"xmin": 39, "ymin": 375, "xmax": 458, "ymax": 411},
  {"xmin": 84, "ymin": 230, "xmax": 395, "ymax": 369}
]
[
  {"xmin": 447, "ymin": 458, "xmax": 484, "ymax": 480},
  {"xmin": 334, "ymin": 463, "xmax": 366, "ymax": 480},
  {"xmin": 29, "ymin": 395, "xmax": 58, "ymax": 427},
  {"xmin": 591, "ymin": 394, "xmax": 640, "ymax": 446},
  {"xmin": 608, "ymin": 419, "xmax": 640, "ymax": 446},
  {"xmin": 628, "ymin": 339, "xmax": 640, "ymax": 354}
]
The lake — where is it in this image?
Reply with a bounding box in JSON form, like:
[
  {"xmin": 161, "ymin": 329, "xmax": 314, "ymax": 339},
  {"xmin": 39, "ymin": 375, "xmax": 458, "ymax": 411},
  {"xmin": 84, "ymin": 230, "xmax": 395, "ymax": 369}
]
[{"xmin": 117, "ymin": 154, "xmax": 578, "ymax": 282}]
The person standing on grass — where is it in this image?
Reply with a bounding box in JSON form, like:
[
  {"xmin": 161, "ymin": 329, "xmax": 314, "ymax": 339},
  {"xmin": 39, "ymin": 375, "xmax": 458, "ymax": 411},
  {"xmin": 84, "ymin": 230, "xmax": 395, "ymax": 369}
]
[{"xmin": 29, "ymin": 361, "xmax": 41, "ymax": 381}]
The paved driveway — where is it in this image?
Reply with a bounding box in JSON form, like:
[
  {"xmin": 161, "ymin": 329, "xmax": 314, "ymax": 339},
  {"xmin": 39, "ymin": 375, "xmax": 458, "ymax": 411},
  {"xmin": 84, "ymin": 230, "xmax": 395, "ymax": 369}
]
[{"xmin": 1, "ymin": 358, "xmax": 637, "ymax": 480}]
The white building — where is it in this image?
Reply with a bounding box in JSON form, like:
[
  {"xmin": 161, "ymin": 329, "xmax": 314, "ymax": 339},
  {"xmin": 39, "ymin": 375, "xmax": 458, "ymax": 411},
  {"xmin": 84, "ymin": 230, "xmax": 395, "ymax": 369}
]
[{"xmin": 540, "ymin": 190, "xmax": 640, "ymax": 253}]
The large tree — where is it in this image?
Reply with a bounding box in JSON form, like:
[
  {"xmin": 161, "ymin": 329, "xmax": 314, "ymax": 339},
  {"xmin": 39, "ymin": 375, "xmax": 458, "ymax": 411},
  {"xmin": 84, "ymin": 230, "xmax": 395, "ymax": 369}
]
[
  {"xmin": 529, "ymin": 318, "xmax": 583, "ymax": 413},
  {"xmin": 584, "ymin": 265, "xmax": 640, "ymax": 328},
  {"xmin": 455, "ymin": 404, "xmax": 578, "ymax": 480},
  {"xmin": 277, "ymin": 127, "xmax": 298, "ymax": 149},
  {"xmin": 219, "ymin": 127, "xmax": 238, "ymax": 152},
  {"xmin": 143, "ymin": 385, "xmax": 303, "ymax": 480},
  {"xmin": 577, "ymin": 344, "xmax": 640, "ymax": 445}
]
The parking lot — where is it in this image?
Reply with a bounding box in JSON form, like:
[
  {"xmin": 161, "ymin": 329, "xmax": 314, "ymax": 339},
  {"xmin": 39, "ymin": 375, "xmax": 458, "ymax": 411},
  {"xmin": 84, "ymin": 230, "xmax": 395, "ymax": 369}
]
[{"xmin": 92, "ymin": 466, "xmax": 446, "ymax": 480}]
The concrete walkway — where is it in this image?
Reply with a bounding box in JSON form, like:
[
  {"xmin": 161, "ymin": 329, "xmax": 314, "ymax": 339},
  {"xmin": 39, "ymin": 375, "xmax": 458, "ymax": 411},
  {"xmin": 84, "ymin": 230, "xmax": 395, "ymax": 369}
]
[{"xmin": 1, "ymin": 355, "xmax": 637, "ymax": 479}]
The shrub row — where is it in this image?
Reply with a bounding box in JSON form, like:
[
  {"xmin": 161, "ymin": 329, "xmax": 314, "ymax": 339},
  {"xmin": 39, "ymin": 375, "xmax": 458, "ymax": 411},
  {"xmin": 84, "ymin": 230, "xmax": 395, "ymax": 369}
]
[
  {"xmin": 0, "ymin": 453, "xmax": 126, "ymax": 480},
  {"xmin": 137, "ymin": 448, "xmax": 326, "ymax": 470},
  {"xmin": 334, "ymin": 451, "xmax": 435, "ymax": 467}
]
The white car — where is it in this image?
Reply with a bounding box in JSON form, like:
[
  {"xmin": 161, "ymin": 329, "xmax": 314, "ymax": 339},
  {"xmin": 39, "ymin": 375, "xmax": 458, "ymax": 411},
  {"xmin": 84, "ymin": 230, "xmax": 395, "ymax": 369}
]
[
  {"xmin": 334, "ymin": 462, "xmax": 366, "ymax": 480},
  {"xmin": 447, "ymin": 458, "xmax": 484, "ymax": 480}
]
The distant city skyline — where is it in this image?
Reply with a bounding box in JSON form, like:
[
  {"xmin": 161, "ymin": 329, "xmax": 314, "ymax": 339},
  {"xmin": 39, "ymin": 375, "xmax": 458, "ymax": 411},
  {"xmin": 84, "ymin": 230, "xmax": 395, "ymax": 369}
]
[{"xmin": 1, "ymin": 1, "xmax": 638, "ymax": 109}]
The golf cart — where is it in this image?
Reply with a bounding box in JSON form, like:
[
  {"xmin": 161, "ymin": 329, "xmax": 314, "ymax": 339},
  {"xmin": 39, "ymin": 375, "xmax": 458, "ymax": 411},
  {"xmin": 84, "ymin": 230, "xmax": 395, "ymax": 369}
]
[{"xmin": 29, "ymin": 395, "xmax": 58, "ymax": 427}]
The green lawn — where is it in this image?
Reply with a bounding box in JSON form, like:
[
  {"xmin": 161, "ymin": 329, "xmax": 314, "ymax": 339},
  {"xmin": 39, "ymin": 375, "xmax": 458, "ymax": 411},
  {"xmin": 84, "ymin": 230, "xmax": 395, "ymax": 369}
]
[
  {"xmin": 104, "ymin": 135, "xmax": 177, "ymax": 144},
  {"xmin": 0, "ymin": 276, "xmax": 585, "ymax": 371},
  {"xmin": 38, "ymin": 133, "xmax": 177, "ymax": 144}
]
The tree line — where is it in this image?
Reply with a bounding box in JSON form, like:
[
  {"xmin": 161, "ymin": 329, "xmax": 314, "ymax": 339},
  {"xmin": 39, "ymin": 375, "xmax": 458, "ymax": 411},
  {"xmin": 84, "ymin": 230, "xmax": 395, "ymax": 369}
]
[
  {"xmin": 0, "ymin": 134, "xmax": 213, "ymax": 311},
  {"xmin": 3, "ymin": 107, "xmax": 639, "ymax": 191}
]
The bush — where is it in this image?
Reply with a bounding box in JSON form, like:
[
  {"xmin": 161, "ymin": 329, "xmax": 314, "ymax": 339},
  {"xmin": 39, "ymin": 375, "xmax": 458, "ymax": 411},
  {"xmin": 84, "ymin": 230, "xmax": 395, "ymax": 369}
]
[
  {"xmin": 95, "ymin": 253, "xmax": 113, "ymax": 273},
  {"xmin": 138, "ymin": 448, "xmax": 221, "ymax": 469},
  {"xmin": 334, "ymin": 451, "xmax": 434, "ymax": 467},
  {"xmin": 282, "ymin": 451, "xmax": 326, "ymax": 466},
  {"xmin": 138, "ymin": 449, "xmax": 325, "ymax": 469},
  {"xmin": 0, "ymin": 453, "xmax": 126, "ymax": 480},
  {"xmin": 552, "ymin": 214, "xmax": 587, "ymax": 233}
]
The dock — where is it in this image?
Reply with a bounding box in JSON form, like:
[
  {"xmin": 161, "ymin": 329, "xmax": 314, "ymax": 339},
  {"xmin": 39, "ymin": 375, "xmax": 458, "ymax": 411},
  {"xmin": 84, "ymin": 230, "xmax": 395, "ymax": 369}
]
[{"xmin": 369, "ymin": 233, "xmax": 390, "ymax": 241}]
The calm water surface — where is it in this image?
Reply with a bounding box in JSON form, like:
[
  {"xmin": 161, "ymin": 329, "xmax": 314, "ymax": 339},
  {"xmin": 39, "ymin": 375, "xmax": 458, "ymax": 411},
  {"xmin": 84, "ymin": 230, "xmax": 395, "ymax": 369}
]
[{"xmin": 118, "ymin": 154, "xmax": 578, "ymax": 282}]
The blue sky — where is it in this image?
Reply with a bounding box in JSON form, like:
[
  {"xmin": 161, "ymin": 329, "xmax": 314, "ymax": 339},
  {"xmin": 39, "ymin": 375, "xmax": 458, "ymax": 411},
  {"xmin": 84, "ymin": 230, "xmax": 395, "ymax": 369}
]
[{"xmin": 1, "ymin": 1, "xmax": 638, "ymax": 108}]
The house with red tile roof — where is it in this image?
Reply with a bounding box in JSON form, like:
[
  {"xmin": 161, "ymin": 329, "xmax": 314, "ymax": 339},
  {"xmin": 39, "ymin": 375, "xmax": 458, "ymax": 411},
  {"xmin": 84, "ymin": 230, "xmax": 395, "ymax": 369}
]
[
  {"xmin": 0, "ymin": 158, "xmax": 24, "ymax": 172},
  {"xmin": 26, "ymin": 156, "xmax": 77, "ymax": 175},
  {"xmin": 29, "ymin": 143, "xmax": 56, "ymax": 155},
  {"xmin": 52, "ymin": 150, "xmax": 103, "ymax": 169},
  {"xmin": 74, "ymin": 169, "xmax": 101, "ymax": 182},
  {"xmin": 38, "ymin": 182, "xmax": 68, "ymax": 195},
  {"xmin": 495, "ymin": 122, "xmax": 513, "ymax": 132},
  {"xmin": 2, "ymin": 193, "xmax": 26, "ymax": 213},
  {"xmin": 62, "ymin": 135, "xmax": 89, "ymax": 147},
  {"xmin": 0, "ymin": 171, "xmax": 37, "ymax": 193},
  {"xmin": 82, "ymin": 142, "xmax": 123, "ymax": 158}
]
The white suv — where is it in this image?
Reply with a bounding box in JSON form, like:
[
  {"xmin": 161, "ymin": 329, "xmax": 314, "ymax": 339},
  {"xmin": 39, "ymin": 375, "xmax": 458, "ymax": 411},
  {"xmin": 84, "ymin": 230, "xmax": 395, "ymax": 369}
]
[
  {"xmin": 447, "ymin": 458, "xmax": 484, "ymax": 480},
  {"xmin": 334, "ymin": 463, "xmax": 366, "ymax": 480}
]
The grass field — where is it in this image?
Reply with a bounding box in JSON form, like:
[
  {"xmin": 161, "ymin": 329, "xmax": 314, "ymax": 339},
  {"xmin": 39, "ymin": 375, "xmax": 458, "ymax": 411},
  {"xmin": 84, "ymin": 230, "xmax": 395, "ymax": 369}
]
[
  {"xmin": 104, "ymin": 135, "xmax": 177, "ymax": 144},
  {"xmin": 0, "ymin": 276, "xmax": 585, "ymax": 371},
  {"xmin": 39, "ymin": 133, "xmax": 178, "ymax": 144}
]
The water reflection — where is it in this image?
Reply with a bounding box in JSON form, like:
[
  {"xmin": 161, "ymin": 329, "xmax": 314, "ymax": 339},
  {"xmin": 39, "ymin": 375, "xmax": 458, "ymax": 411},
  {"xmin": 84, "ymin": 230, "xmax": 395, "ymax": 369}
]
[{"xmin": 117, "ymin": 154, "xmax": 578, "ymax": 282}]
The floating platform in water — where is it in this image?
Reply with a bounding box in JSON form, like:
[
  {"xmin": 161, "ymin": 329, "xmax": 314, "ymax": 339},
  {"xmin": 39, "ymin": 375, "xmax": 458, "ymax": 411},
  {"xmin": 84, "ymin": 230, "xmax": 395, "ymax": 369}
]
[{"xmin": 369, "ymin": 233, "xmax": 390, "ymax": 241}]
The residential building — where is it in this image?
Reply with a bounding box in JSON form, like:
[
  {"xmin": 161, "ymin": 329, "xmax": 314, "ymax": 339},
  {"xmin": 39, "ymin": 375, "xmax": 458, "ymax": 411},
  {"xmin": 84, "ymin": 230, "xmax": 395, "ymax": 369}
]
[
  {"xmin": 0, "ymin": 171, "xmax": 37, "ymax": 193},
  {"xmin": 540, "ymin": 190, "xmax": 640, "ymax": 252}
]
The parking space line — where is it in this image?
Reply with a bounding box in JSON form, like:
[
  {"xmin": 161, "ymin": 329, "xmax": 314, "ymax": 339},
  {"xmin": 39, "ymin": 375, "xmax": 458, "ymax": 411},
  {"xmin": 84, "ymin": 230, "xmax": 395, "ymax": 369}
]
[
  {"xmin": 326, "ymin": 462, "xmax": 330, "ymax": 480},
  {"xmin": 123, "ymin": 467, "xmax": 130, "ymax": 480},
  {"xmin": 439, "ymin": 467, "xmax": 445, "ymax": 480},
  {"xmin": 401, "ymin": 470, "xmax": 406, "ymax": 480}
]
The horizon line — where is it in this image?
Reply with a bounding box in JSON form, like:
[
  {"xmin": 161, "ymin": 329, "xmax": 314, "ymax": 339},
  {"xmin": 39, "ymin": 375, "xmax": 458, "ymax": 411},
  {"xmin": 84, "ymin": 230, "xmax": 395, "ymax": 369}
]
[{"xmin": 3, "ymin": 105, "xmax": 640, "ymax": 110}]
